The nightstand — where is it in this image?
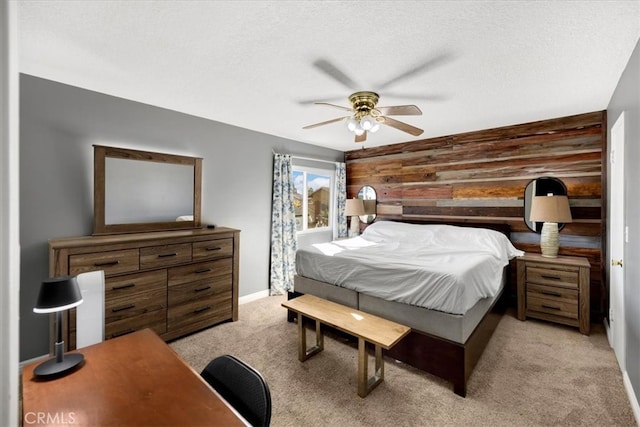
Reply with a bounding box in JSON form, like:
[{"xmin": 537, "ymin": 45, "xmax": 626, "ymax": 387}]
[{"xmin": 516, "ymin": 253, "xmax": 590, "ymax": 335}]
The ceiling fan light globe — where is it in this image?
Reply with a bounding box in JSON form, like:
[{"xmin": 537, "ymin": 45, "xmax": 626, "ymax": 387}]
[
  {"xmin": 360, "ymin": 115, "xmax": 376, "ymax": 131},
  {"xmin": 354, "ymin": 127, "xmax": 365, "ymax": 136},
  {"xmin": 346, "ymin": 117, "xmax": 358, "ymax": 132},
  {"xmin": 369, "ymin": 121, "xmax": 380, "ymax": 133}
]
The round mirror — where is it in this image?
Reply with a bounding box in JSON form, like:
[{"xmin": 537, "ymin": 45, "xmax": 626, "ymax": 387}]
[
  {"xmin": 524, "ymin": 177, "xmax": 568, "ymax": 233},
  {"xmin": 357, "ymin": 185, "xmax": 377, "ymax": 224}
]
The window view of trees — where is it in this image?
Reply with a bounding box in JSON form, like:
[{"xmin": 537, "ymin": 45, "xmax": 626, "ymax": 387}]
[{"xmin": 292, "ymin": 169, "xmax": 331, "ymax": 231}]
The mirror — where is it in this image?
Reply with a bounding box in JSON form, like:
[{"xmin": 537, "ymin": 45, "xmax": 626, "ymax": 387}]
[
  {"xmin": 523, "ymin": 176, "xmax": 567, "ymax": 233},
  {"xmin": 94, "ymin": 145, "xmax": 202, "ymax": 235},
  {"xmin": 357, "ymin": 185, "xmax": 377, "ymax": 224}
]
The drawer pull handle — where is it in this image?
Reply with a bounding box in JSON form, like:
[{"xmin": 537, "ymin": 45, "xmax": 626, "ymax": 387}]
[
  {"xmin": 158, "ymin": 253, "xmax": 178, "ymax": 258},
  {"xmin": 541, "ymin": 275, "xmax": 561, "ymax": 281},
  {"xmin": 195, "ymin": 268, "xmax": 212, "ymax": 274},
  {"xmin": 541, "ymin": 290, "xmax": 562, "ymax": 297},
  {"xmin": 112, "ymin": 304, "xmax": 136, "ymax": 313},
  {"xmin": 195, "ymin": 286, "xmax": 212, "ymax": 292},
  {"xmin": 206, "ymin": 247, "xmax": 222, "ymax": 252},
  {"xmin": 94, "ymin": 260, "xmax": 120, "ymax": 267},
  {"xmin": 111, "ymin": 328, "xmax": 135, "ymax": 338},
  {"xmin": 112, "ymin": 283, "xmax": 135, "ymax": 291},
  {"xmin": 542, "ymin": 304, "xmax": 561, "ymax": 311},
  {"xmin": 194, "ymin": 305, "xmax": 212, "ymax": 314}
]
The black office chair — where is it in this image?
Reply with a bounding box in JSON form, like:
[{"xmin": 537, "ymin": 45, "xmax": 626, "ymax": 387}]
[{"xmin": 201, "ymin": 355, "xmax": 272, "ymax": 427}]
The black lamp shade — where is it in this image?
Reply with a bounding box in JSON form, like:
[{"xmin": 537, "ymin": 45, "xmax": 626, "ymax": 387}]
[{"xmin": 34, "ymin": 276, "xmax": 83, "ymax": 314}]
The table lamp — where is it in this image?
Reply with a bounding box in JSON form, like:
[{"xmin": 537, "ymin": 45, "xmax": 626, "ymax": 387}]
[
  {"xmin": 529, "ymin": 194, "xmax": 573, "ymax": 258},
  {"xmin": 345, "ymin": 198, "xmax": 365, "ymax": 237},
  {"xmin": 33, "ymin": 276, "xmax": 84, "ymax": 378}
]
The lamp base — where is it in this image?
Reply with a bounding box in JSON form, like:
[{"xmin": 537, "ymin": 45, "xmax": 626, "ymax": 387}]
[
  {"xmin": 348, "ymin": 216, "xmax": 360, "ymax": 238},
  {"xmin": 540, "ymin": 222, "xmax": 559, "ymax": 258},
  {"xmin": 34, "ymin": 353, "xmax": 84, "ymax": 379}
]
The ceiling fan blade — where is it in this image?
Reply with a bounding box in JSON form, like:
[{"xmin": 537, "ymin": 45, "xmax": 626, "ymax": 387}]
[
  {"xmin": 380, "ymin": 116, "xmax": 424, "ymax": 136},
  {"xmin": 355, "ymin": 131, "xmax": 367, "ymax": 143},
  {"xmin": 303, "ymin": 116, "xmax": 349, "ymax": 129},
  {"xmin": 376, "ymin": 105, "xmax": 422, "ymax": 116},
  {"xmin": 376, "ymin": 52, "xmax": 454, "ymax": 90},
  {"xmin": 314, "ymin": 102, "xmax": 354, "ymax": 113},
  {"xmin": 313, "ymin": 59, "xmax": 358, "ymax": 90}
]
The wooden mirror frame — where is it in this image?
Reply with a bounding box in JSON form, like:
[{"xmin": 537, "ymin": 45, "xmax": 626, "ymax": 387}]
[{"xmin": 93, "ymin": 145, "xmax": 202, "ymax": 235}]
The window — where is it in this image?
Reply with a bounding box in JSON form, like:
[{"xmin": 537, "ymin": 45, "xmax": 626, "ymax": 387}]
[{"xmin": 292, "ymin": 166, "xmax": 333, "ymax": 232}]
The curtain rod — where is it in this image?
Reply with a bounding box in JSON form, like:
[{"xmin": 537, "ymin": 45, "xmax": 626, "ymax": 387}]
[
  {"xmin": 274, "ymin": 151, "xmax": 342, "ymax": 166},
  {"xmin": 292, "ymin": 155, "xmax": 340, "ymax": 165}
]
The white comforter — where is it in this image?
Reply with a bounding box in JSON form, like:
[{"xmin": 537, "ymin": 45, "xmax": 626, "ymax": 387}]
[{"xmin": 295, "ymin": 221, "xmax": 524, "ymax": 315}]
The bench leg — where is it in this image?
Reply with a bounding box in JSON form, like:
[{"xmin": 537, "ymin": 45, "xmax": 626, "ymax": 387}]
[
  {"xmin": 297, "ymin": 313, "xmax": 323, "ymax": 362},
  {"xmin": 357, "ymin": 338, "xmax": 384, "ymax": 398}
]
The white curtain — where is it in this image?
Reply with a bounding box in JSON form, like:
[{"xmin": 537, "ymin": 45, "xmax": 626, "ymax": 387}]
[
  {"xmin": 334, "ymin": 162, "xmax": 348, "ymax": 239},
  {"xmin": 269, "ymin": 154, "xmax": 298, "ymax": 295}
]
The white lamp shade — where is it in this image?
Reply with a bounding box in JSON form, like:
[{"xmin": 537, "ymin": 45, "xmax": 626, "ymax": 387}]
[
  {"xmin": 529, "ymin": 195, "xmax": 573, "ymax": 223},
  {"xmin": 345, "ymin": 199, "xmax": 365, "ymax": 216}
]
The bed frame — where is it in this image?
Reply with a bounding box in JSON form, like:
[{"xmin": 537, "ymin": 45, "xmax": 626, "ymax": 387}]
[{"xmin": 287, "ymin": 221, "xmax": 512, "ymax": 397}]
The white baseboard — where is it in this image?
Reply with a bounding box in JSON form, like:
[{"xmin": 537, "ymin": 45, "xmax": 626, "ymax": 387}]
[
  {"xmin": 623, "ymin": 371, "xmax": 640, "ymax": 425},
  {"xmin": 239, "ymin": 289, "xmax": 270, "ymax": 305},
  {"xmin": 604, "ymin": 318, "xmax": 613, "ymax": 347}
]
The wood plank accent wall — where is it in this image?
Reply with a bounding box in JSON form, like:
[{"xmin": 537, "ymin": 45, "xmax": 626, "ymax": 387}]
[{"xmin": 345, "ymin": 111, "xmax": 607, "ymax": 319}]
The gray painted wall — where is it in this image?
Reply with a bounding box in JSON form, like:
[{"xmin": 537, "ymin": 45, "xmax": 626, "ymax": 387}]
[
  {"xmin": 607, "ymin": 39, "xmax": 640, "ymax": 403},
  {"xmin": 19, "ymin": 74, "xmax": 343, "ymax": 361}
]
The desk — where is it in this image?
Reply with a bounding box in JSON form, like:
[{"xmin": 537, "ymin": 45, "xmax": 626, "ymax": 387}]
[{"xmin": 22, "ymin": 328, "xmax": 248, "ymax": 426}]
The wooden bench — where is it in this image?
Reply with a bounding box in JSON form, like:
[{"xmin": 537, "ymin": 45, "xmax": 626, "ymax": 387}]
[{"xmin": 282, "ymin": 294, "xmax": 411, "ymax": 397}]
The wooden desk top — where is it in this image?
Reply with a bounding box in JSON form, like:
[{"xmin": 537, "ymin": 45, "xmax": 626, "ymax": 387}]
[
  {"xmin": 282, "ymin": 294, "xmax": 411, "ymax": 349},
  {"xmin": 22, "ymin": 328, "xmax": 248, "ymax": 426}
]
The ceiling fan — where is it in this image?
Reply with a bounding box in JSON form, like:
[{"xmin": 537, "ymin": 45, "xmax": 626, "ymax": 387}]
[{"xmin": 303, "ymin": 91, "xmax": 424, "ymax": 143}]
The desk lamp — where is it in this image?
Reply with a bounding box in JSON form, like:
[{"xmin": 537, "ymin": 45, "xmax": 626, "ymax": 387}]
[
  {"xmin": 529, "ymin": 194, "xmax": 573, "ymax": 258},
  {"xmin": 33, "ymin": 276, "xmax": 84, "ymax": 378}
]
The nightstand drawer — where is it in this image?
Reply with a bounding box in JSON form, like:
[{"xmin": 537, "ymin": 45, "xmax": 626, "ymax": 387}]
[
  {"xmin": 526, "ymin": 266, "xmax": 578, "ymax": 288},
  {"xmin": 527, "ymin": 294, "xmax": 578, "ymax": 319},
  {"xmin": 527, "ymin": 283, "xmax": 578, "ymax": 320}
]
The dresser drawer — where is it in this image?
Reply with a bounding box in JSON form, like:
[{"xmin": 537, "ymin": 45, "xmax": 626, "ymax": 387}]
[
  {"xmin": 192, "ymin": 238, "xmax": 233, "ymax": 261},
  {"xmin": 105, "ymin": 288, "xmax": 167, "ymax": 323},
  {"xmin": 70, "ymin": 249, "xmax": 139, "ymax": 276},
  {"xmin": 106, "ymin": 270, "xmax": 166, "ymax": 300},
  {"xmin": 140, "ymin": 243, "xmax": 192, "ymax": 269},
  {"xmin": 526, "ymin": 266, "xmax": 578, "ymax": 288},
  {"xmin": 105, "ymin": 309, "xmax": 167, "ymax": 339},
  {"xmin": 167, "ymin": 258, "xmax": 233, "ymax": 287},
  {"xmin": 167, "ymin": 291, "xmax": 232, "ymax": 333},
  {"xmin": 168, "ymin": 275, "xmax": 233, "ymax": 307}
]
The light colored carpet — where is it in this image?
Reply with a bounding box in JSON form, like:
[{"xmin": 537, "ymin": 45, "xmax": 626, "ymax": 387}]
[{"xmin": 170, "ymin": 295, "xmax": 636, "ymax": 426}]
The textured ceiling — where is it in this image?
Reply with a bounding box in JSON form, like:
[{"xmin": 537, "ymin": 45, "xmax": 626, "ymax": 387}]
[{"xmin": 18, "ymin": 1, "xmax": 640, "ymax": 152}]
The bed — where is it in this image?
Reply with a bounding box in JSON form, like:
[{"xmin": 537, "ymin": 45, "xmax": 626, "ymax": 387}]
[{"xmin": 289, "ymin": 220, "xmax": 523, "ymax": 396}]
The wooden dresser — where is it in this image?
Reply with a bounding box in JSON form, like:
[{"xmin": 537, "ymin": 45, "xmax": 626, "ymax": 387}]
[
  {"xmin": 49, "ymin": 227, "xmax": 240, "ymax": 349},
  {"xmin": 516, "ymin": 253, "xmax": 590, "ymax": 335}
]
